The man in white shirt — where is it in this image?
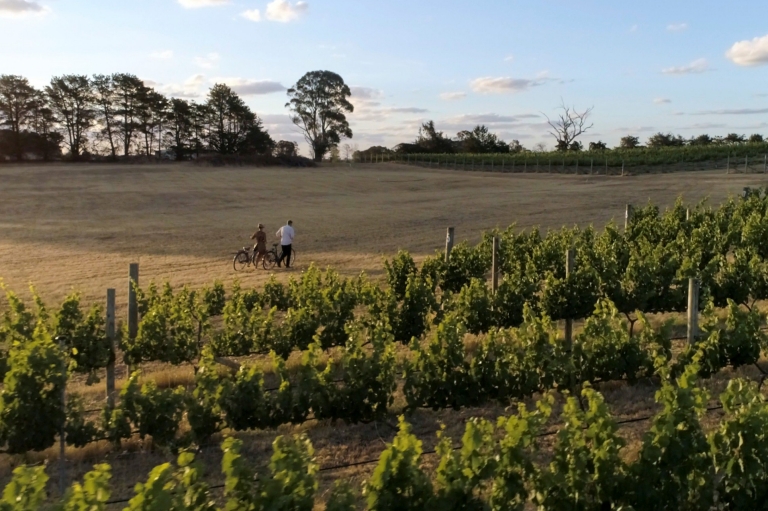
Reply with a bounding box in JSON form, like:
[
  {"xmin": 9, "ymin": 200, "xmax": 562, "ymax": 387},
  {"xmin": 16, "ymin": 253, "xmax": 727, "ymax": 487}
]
[{"xmin": 276, "ymin": 220, "xmax": 295, "ymax": 268}]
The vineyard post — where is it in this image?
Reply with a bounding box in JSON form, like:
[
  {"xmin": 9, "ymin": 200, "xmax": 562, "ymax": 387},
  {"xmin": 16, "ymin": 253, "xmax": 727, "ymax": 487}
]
[
  {"xmin": 564, "ymin": 248, "xmax": 575, "ymax": 347},
  {"xmin": 106, "ymin": 288, "xmax": 116, "ymax": 408},
  {"xmin": 445, "ymin": 227, "xmax": 454, "ymax": 262},
  {"xmin": 491, "ymin": 236, "xmax": 499, "ymax": 293},
  {"xmin": 687, "ymin": 278, "xmax": 700, "ymax": 344},
  {"xmin": 686, "ymin": 208, "xmax": 690, "ymax": 221},
  {"xmin": 624, "ymin": 204, "xmax": 633, "ymax": 232},
  {"xmin": 621, "ymin": 159, "xmax": 625, "ymax": 177},
  {"xmin": 128, "ymin": 263, "xmax": 139, "ymax": 374}
]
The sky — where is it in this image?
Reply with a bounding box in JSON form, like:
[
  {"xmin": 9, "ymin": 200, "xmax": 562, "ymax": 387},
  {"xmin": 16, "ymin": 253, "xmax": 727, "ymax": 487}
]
[{"xmin": 3, "ymin": 0, "xmax": 768, "ymax": 154}]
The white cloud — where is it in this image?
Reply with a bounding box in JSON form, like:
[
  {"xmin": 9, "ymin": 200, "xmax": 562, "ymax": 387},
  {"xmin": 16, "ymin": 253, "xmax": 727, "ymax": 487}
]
[
  {"xmin": 211, "ymin": 77, "xmax": 286, "ymax": 95},
  {"xmin": 661, "ymin": 58, "xmax": 709, "ymax": 75},
  {"xmin": 444, "ymin": 113, "xmax": 540, "ymax": 126},
  {"xmin": 653, "ymin": 98, "xmax": 671, "ymax": 104},
  {"xmin": 150, "ymin": 50, "xmax": 174, "ymax": 60},
  {"xmin": 240, "ymin": 9, "xmax": 261, "ymax": 21},
  {"xmin": 155, "ymin": 74, "xmax": 207, "ymax": 99},
  {"xmin": 350, "ymin": 86, "xmax": 381, "ymax": 101},
  {"xmin": 692, "ymin": 107, "xmax": 768, "ymax": 115},
  {"xmin": 667, "ymin": 22, "xmax": 688, "ymax": 32},
  {"xmin": 0, "ymin": 0, "xmax": 48, "ymax": 17},
  {"xmin": 177, "ymin": 0, "xmax": 230, "ymax": 8},
  {"xmin": 265, "ymin": 0, "xmax": 308, "ymax": 22},
  {"xmin": 382, "ymin": 107, "xmax": 428, "ymax": 114},
  {"xmin": 440, "ymin": 92, "xmax": 466, "ymax": 101},
  {"xmin": 195, "ymin": 52, "xmax": 220, "ymax": 69},
  {"xmin": 629, "ymin": 24, "xmax": 638, "ymax": 33},
  {"xmin": 504, "ymin": 55, "xmax": 514, "ymax": 62},
  {"xmin": 726, "ymin": 34, "xmax": 768, "ymax": 66},
  {"xmin": 470, "ymin": 75, "xmax": 550, "ymax": 94}
]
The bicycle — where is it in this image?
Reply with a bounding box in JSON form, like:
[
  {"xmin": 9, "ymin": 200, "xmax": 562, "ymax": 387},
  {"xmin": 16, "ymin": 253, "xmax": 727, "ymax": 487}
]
[
  {"xmin": 232, "ymin": 246, "xmax": 258, "ymax": 272},
  {"xmin": 262, "ymin": 243, "xmax": 297, "ymax": 270}
]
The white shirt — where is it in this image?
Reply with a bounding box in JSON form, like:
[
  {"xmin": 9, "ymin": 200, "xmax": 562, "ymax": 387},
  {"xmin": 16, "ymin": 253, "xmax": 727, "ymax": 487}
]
[{"xmin": 277, "ymin": 225, "xmax": 295, "ymax": 245}]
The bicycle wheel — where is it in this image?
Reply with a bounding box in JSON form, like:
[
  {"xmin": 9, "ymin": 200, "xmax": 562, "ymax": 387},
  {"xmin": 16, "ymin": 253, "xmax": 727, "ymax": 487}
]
[
  {"xmin": 233, "ymin": 251, "xmax": 249, "ymax": 272},
  {"xmin": 262, "ymin": 251, "xmax": 277, "ymax": 270},
  {"xmin": 290, "ymin": 248, "xmax": 297, "ymax": 266}
]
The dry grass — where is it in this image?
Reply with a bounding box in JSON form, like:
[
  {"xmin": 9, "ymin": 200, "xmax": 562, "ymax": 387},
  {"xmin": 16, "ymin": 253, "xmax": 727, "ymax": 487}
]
[{"xmin": 2, "ymin": 162, "xmax": 767, "ymax": 505}]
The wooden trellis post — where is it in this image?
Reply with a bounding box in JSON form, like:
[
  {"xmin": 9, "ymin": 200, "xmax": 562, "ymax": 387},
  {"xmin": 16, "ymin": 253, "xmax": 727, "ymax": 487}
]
[
  {"xmin": 492, "ymin": 237, "xmax": 500, "ymax": 293},
  {"xmin": 445, "ymin": 227, "xmax": 455, "ymax": 262},
  {"xmin": 687, "ymin": 278, "xmax": 700, "ymax": 344},
  {"xmin": 565, "ymin": 248, "xmax": 575, "ymax": 347}
]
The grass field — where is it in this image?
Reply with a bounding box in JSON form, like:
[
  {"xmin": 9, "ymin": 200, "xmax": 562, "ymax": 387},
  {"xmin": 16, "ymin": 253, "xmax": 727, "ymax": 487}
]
[
  {"xmin": 1, "ymin": 162, "xmax": 765, "ymax": 308},
  {"xmin": 1, "ymin": 162, "xmax": 767, "ymax": 505}
]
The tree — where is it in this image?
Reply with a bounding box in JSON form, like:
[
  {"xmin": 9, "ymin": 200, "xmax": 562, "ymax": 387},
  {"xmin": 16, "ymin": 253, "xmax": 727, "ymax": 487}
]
[
  {"xmin": 588, "ymin": 140, "xmax": 607, "ymax": 151},
  {"xmin": 508, "ymin": 139, "xmax": 524, "ymax": 153},
  {"xmin": 569, "ymin": 141, "xmax": 583, "ymax": 151},
  {"xmin": 136, "ymin": 88, "xmax": 167, "ymax": 156},
  {"xmin": 748, "ymin": 133, "xmax": 764, "ymax": 143},
  {"xmin": 0, "ymin": 75, "xmax": 39, "ymax": 160},
  {"xmin": 456, "ymin": 125, "xmax": 509, "ymax": 153},
  {"xmin": 723, "ymin": 133, "xmax": 746, "ymax": 144},
  {"xmin": 91, "ymin": 75, "xmax": 118, "ymax": 159},
  {"xmin": 165, "ymin": 98, "xmax": 194, "ymax": 160},
  {"xmin": 112, "ymin": 73, "xmax": 149, "ymax": 156},
  {"xmin": 414, "ymin": 121, "xmax": 454, "ymax": 153},
  {"xmin": 544, "ymin": 101, "xmax": 593, "ymax": 152},
  {"xmin": 341, "ymin": 142, "xmax": 357, "ymax": 160},
  {"xmin": 647, "ymin": 132, "xmax": 684, "ymax": 148},
  {"xmin": 28, "ymin": 100, "xmax": 62, "ymax": 161},
  {"xmin": 619, "ymin": 135, "xmax": 640, "ymax": 149},
  {"xmin": 46, "ymin": 75, "xmax": 94, "ymax": 160},
  {"xmin": 275, "ymin": 140, "xmax": 298, "ymax": 158},
  {"xmin": 286, "ymin": 70, "xmax": 353, "ymax": 162},
  {"xmin": 329, "ymin": 145, "xmax": 340, "ymax": 162},
  {"xmin": 206, "ymin": 83, "xmax": 273, "ymax": 155},
  {"xmin": 689, "ymin": 134, "xmax": 713, "ymax": 146}
]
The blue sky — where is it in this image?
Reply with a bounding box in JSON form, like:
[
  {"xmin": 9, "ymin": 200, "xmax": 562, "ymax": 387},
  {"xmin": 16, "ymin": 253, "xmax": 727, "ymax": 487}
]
[{"xmin": 2, "ymin": 0, "xmax": 768, "ymax": 153}]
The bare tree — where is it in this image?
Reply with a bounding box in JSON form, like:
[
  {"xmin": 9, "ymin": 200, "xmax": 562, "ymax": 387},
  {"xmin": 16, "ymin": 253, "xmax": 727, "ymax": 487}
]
[
  {"xmin": 543, "ymin": 100, "xmax": 593, "ymax": 152},
  {"xmin": 342, "ymin": 143, "xmax": 353, "ymax": 161}
]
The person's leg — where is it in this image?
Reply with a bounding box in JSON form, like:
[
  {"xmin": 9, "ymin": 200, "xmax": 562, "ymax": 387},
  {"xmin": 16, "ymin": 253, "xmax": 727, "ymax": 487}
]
[{"xmin": 282, "ymin": 244, "xmax": 291, "ymax": 267}]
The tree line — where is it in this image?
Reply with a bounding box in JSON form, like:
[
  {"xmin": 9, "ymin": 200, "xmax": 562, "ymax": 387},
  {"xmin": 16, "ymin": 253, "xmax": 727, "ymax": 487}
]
[
  {"xmin": 364, "ymin": 119, "xmax": 768, "ymax": 157},
  {"xmin": 0, "ymin": 70, "xmax": 354, "ymax": 162}
]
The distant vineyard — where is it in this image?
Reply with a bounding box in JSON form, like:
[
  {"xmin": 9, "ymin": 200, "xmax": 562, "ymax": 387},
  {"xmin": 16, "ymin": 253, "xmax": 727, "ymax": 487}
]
[{"xmin": 365, "ymin": 142, "xmax": 768, "ymax": 173}]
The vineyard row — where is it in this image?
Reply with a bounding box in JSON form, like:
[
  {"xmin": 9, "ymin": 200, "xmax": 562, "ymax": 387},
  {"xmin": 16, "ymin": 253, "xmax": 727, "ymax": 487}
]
[{"xmin": 2, "ymin": 367, "xmax": 767, "ymax": 511}]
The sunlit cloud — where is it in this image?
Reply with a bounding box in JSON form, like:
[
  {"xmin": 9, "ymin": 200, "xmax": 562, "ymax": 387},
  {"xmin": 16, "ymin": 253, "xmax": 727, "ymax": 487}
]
[
  {"xmin": 726, "ymin": 34, "xmax": 768, "ymax": 66},
  {"xmin": 195, "ymin": 52, "xmax": 220, "ymax": 69},
  {"xmin": 0, "ymin": 0, "xmax": 49, "ymax": 17},
  {"xmin": 150, "ymin": 50, "xmax": 174, "ymax": 60},
  {"xmin": 177, "ymin": 0, "xmax": 230, "ymax": 8},
  {"xmin": 240, "ymin": 9, "xmax": 261, "ymax": 21},
  {"xmin": 661, "ymin": 58, "xmax": 709, "ymax": 75},
  {"xmin": 440, "ymin": 92, "xmax": 466, "ymax": 101},
  {"xmin": 265, "ymin": 0, "xmax": 308, "ymax": 22},
  {"xmin": 667, "ymin": 22, "xmax": 688, "ymax": 32},
  {"xmin": 211, "ymin": 77, "xmax": 286, "ymax": 95}
]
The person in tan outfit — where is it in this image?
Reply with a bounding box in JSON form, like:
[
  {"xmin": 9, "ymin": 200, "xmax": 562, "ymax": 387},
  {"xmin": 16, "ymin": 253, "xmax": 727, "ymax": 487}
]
[{"xmin": 250, "ymin": 223, "xmax": 267, "ymax": 267}]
